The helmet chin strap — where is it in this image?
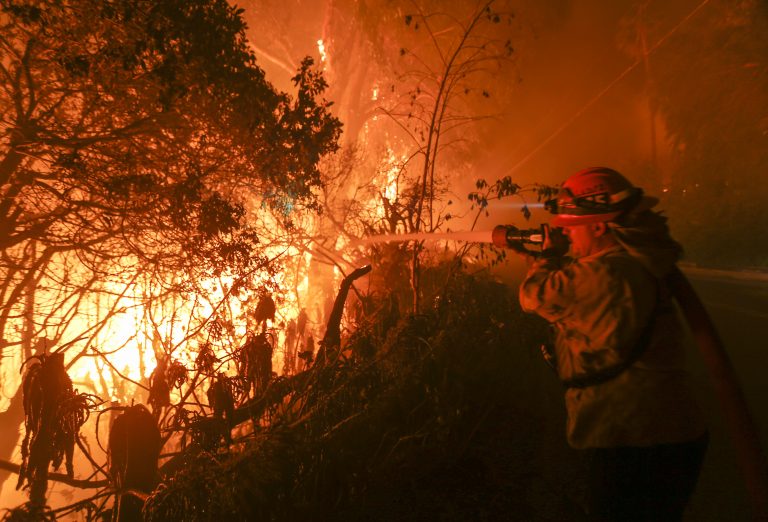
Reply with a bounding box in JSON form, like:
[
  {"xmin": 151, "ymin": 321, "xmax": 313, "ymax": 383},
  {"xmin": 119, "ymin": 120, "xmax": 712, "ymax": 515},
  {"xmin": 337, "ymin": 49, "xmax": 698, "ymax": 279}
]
[{"xmin": 594, "ymin": 227, "xmax": 620, "ymax": 254}]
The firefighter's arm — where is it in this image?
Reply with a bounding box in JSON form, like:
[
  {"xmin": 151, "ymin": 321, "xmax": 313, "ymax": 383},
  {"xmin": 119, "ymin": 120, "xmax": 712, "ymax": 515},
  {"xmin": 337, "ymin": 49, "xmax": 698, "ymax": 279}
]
[{"xmin": 519, "ymin": 254, "xmax": 577, "ymax": 323}]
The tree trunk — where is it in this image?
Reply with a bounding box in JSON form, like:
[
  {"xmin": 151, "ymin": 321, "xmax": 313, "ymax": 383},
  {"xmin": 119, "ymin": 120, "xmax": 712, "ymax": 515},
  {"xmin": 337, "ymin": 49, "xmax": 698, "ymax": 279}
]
[
  {"xmin": 0, "ymin": 388, "xmax": 25, "ymax": 495},
  {"xmin": 315, "ymin": 265, "xmax": 371, "ymax": 365},
  {"xmin": 0, "ymin": 259, "xmax": 37, "ymax": 495}
]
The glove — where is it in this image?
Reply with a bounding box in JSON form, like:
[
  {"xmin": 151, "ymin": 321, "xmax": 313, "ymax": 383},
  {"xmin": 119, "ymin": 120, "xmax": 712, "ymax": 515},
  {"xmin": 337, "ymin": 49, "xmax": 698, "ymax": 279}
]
[{"xmin": 541, "ymin": 225, "xmax": 569, "ymax": 258}]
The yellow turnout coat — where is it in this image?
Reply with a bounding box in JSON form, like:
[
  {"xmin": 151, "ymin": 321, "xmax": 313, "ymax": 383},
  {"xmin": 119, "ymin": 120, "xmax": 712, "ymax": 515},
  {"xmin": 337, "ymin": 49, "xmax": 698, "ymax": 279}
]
[{"xmin": 520, "ymin": 246, "xmax": 706, "ymax": 449}]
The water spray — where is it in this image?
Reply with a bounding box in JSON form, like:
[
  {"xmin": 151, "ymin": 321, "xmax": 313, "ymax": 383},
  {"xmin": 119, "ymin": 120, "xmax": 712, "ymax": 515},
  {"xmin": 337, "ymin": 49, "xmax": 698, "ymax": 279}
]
[{"xmin": 355, "ymin": 225, "xmax": 547, "ymax": 249}]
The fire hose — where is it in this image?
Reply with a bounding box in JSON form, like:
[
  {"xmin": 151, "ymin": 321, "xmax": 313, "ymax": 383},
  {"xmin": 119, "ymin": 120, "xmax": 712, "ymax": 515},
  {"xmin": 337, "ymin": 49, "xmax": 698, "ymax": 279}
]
[
  {"xmin": 493, "ymin": 224, "xmax": 768, "ymax": 520},
  {"xmin": 666, "ymin": 266, "xmax": 768, "ymax": 521}
]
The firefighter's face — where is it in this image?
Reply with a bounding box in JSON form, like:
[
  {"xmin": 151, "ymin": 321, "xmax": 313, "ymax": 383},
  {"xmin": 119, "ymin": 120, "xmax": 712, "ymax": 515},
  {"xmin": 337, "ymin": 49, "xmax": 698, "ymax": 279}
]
[{"xmin": 561, "ymin": 222, "xmax": 608, "ymax": 258}]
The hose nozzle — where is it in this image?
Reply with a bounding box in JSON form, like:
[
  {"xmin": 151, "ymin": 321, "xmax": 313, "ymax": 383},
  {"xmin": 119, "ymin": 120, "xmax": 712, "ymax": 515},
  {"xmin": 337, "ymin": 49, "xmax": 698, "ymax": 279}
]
[{"xmin": 492, "ymin": 225, "xmax": 545, "ymax": 249}]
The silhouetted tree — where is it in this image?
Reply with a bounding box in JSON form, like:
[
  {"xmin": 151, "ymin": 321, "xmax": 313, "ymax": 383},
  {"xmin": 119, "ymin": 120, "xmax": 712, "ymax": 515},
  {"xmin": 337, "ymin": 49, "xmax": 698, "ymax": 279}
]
[
  {"xmin": 621, "ymin": 0, "xmax": 768, "ymax": 266},
  {"xmin": 0, "ymin": 0, "xmax": 340, "ymax": 507}
]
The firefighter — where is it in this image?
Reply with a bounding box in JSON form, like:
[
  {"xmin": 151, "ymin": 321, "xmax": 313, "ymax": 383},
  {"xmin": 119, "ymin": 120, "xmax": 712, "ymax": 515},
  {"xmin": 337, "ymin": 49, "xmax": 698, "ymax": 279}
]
[{"xmin": 513, "ymin": 167, "xmax": 708, "ymax": 521}]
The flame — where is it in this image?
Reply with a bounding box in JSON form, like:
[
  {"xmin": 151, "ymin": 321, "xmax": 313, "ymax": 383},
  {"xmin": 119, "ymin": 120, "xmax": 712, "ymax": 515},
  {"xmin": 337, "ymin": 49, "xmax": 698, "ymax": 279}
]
[
  {"xmin": 317, "ymin": 39, "xmax": 327, "ymax": 63},
  {"xmin": 374, "ymin": 147, "xmax": 401, "ymax": 221},
  {"xmin": 0, "ymin": 163, "xmax": 385, "ymax": 411}
]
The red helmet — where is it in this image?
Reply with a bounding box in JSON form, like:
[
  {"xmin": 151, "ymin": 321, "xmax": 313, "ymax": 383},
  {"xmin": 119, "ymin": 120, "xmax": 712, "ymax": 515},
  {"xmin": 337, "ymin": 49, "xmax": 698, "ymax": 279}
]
[{"xmin": 547, "ymin": 167, "xmax": 658, "ymax": 226}]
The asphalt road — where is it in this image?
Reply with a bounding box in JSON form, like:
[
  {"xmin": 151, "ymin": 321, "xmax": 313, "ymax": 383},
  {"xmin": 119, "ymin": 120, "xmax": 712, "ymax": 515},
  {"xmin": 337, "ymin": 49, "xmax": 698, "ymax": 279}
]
[{"xmin": 682, "ymin": 268, "xmax": 768, "ymax": 521}]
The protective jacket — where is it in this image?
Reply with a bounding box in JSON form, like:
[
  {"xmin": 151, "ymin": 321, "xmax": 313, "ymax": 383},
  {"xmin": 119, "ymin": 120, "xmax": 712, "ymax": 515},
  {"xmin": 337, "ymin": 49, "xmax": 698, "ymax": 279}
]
[{"xmin": 520, "ymin": 245, "xmax": 706, "ymax": 449}]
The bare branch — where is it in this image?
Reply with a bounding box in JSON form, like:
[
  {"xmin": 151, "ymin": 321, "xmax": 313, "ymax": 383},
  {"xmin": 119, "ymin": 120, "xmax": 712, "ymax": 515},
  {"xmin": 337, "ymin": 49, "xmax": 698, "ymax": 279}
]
[{"xmin": 0, "ymin": 459, "xmax": 109, "ymax": 489}]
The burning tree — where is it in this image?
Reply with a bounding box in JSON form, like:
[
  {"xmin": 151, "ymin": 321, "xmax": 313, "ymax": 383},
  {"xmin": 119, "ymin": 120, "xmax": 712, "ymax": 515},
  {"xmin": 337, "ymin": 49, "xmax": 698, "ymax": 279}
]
[
  {"xmin": 382, "ymin": 1, "xmax": 518, "ymax": 311},
  {"xmin": 0, "ymin": 0, "xmax": 339, "ymax": 513},
  {"xmin": 244, "ymin": 0, "xmax": 524, "ymax": 319}
]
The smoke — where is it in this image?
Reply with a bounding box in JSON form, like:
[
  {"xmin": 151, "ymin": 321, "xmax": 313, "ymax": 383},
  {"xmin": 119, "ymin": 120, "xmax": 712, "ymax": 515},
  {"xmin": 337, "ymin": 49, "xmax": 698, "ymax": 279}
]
[{"xmin": 240, "ymin": 0, "xmax": 767, "ymax": 266}]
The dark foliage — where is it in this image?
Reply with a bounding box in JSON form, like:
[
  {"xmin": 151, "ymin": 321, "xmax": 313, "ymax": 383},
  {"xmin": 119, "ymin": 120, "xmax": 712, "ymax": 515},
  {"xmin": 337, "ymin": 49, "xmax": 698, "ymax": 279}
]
[
  {"xmin": 12, "ymin": 352, "xmax": 100, "ymax": 518},
  {"xmin": 1, "ymin": 503, "xmax": 55, "ymax": 522},
  {"xmin": 17, "ymin": 354, "xmax": 72, "ymax": 490},
  {"xmin": 148, "ymin": 359, "xmax": 187, "ymax": 415},
  {"xmin": 140, "ymin": 267, "xmax": 574, "ymax": 521},
  {"xmin": 625, "ymin": 0, "xmax": 768, "ymax": 267},
  {"xmin": 207, "ymin": 374, "xmax": 236, "ymax": 421},
  {"xmin": 108, "ymin": 404, "xmax": 162, "ymax": 522},
  {"xmin": 253, "ymin": 295, "xmax": 277, "ymax": 324},
  {"xmin": 237, "ymin": 334, "xmax": 274, "ymax": 400}
]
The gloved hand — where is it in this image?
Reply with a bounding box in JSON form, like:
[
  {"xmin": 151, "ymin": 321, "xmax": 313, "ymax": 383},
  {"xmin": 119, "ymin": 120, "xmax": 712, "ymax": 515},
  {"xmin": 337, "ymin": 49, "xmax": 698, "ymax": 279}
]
[{"xmin": 541, "ymin": 224, "xmax": 569, "ymax": 258}]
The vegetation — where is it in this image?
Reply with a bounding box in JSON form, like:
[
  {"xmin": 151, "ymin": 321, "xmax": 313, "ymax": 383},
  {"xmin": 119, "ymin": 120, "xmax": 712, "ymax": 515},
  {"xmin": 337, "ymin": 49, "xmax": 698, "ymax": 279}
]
[
  {"xmin": 0, "ymin": 0, "xmax": 340, "ymax": 515},
  {"xmin": 3, "ymin": 0, "xmax": 760, "ymax": 520},
  {"xmin": 0, "ymin": 1, "xmax": 567, "ymax": 519},
  {"xmin": 3, "ymin": 258, "xmax": 581, "ymax": 521},
  {"xmin": 137, "ymin": 268, "xmax": 567, "ymax": 522}
]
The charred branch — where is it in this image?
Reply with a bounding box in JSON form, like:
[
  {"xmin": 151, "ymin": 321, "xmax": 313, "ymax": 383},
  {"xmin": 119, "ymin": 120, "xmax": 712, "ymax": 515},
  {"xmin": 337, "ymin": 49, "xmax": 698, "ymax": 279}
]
[{"xmin": 0, "ymin": 458, "xmax": 109, "ymax": 489}]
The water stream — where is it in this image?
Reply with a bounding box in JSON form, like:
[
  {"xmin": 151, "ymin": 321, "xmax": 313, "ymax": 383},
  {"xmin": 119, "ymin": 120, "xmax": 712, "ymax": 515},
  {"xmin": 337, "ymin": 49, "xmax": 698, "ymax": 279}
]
[
  {"xmin": 354, "ymin": 230, "xmax": 494, "ymax": 245},
  {"xmin": 488, "ymin": 201, "xmax": 546, "ymax": 209}
]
